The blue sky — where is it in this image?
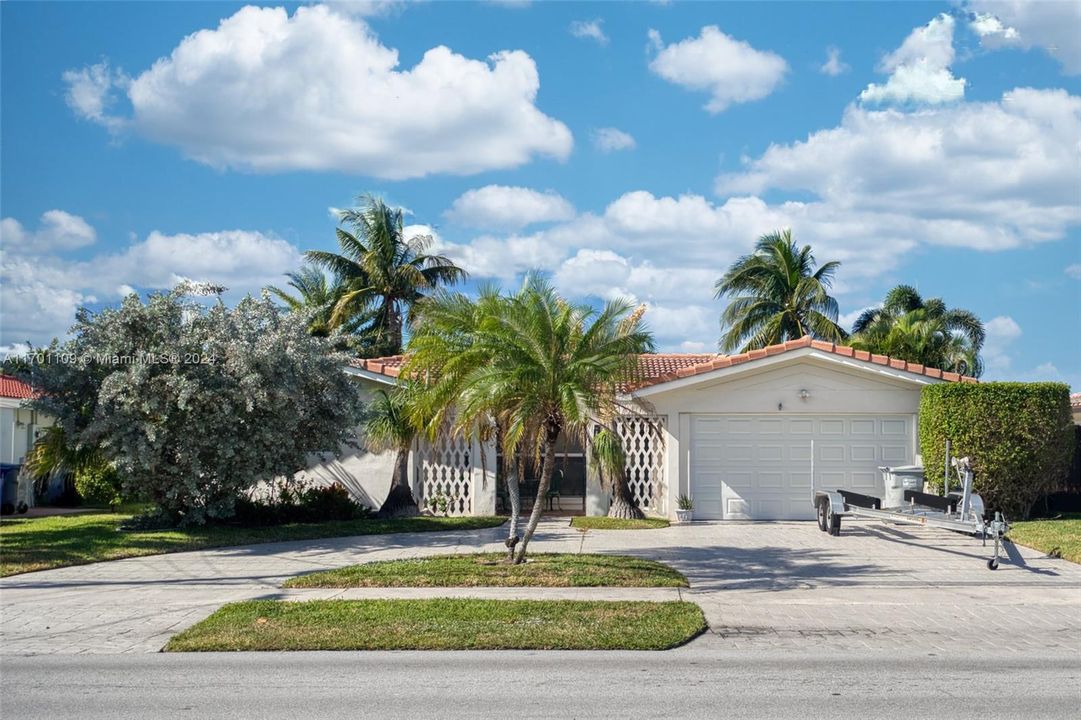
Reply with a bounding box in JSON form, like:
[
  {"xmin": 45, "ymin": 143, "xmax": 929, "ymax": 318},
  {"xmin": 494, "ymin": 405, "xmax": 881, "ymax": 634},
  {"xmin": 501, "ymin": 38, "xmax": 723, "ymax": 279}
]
[{"xmin": 1, "ymin": 1, "xmax": 1079, "ymax": 386}]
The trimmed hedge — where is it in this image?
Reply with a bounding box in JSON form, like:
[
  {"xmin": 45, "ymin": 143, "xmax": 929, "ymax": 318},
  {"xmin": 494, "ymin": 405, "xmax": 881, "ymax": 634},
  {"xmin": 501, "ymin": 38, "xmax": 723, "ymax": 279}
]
[{"xmin": 919, "ymin": 382, "xmax": 1074, "ymax": 519}]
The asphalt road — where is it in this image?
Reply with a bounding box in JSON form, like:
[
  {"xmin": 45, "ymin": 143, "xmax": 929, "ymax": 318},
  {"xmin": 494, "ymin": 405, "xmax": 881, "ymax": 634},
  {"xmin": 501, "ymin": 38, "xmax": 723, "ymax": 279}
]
[{"xmin": 3, "ymin": 645, "xmax": 1078, "ymax": 720}]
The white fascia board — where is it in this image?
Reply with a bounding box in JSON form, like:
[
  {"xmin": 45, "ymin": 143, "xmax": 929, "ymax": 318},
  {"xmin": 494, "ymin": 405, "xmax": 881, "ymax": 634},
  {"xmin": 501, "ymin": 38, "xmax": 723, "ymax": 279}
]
[
  {"xmin": 342, "ymin": 365, "xmax": 399, "ymax": 386},
  {"xmin": 0, "ymin": 398, "xmax": 30, "ymax": 409}
]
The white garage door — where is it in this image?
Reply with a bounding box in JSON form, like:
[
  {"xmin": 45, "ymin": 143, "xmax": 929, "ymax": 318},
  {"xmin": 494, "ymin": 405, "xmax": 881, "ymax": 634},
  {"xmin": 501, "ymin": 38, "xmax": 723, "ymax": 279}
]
[{"xmin": 690, "ymin": 414, "xmax": 913, "ymax": 520}]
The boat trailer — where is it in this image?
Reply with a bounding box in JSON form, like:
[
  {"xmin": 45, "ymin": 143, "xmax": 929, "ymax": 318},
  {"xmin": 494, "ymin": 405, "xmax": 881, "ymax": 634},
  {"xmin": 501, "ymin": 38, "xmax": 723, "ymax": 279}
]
[{"xmin": 813, "ymin": 455, "xmax": 1010, "ymax": 570}]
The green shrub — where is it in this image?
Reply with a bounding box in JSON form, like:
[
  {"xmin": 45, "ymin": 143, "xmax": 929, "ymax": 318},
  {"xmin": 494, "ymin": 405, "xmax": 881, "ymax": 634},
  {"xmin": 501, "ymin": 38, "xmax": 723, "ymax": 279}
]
[
  {"xmin": 919, "ymin": 382, "xmax": 1074, "ymax": 519},
  {"xmin": 74, "ymin": 463, "xmax": 123, "ymax": 508}
]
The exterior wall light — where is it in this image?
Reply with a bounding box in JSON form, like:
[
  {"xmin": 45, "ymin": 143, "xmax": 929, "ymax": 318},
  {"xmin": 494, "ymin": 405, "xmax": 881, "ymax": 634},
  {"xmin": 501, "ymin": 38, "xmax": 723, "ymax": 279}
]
[{"xmin": 799, "ymin": 389, "xmax": 810, "ymax": 401}]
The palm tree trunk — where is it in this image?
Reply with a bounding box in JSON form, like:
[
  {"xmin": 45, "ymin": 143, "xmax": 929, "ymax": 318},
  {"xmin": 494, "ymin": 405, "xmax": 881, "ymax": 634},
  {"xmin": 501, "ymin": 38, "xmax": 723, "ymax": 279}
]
[
  {"xmin": 376, "ymin": 448, "xmax": 418, "ymax": 518},
  {"xmin": 504, "ymin": 455, "xmax": 522, "ymax": 562},
  {"xmin": 607, "ymin": 474, "xmax": 645, "ymax": 520},
  {"xmin": 388, "ymin": 303, "xmax": 404, "ymax": 354},
  {"xmin": 513, "ymin": 426, "xmax": 559, "ymax": 564}
]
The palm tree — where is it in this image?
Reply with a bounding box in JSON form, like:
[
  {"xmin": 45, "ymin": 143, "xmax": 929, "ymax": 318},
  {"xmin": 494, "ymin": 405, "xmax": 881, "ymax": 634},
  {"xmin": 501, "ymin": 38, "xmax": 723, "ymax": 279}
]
[
  {"xmin": 267, "ymin": 264, "xmax": 351, "ymax": 337},
  {"xmin": 305, "ymin": 195, "xmax": 467, "ymax": 356},
  {"xmin": 714, "ymin": 229, "xmax": 845, "ymax": 352},
  {"xmin": 407, "ymin": 275, "xmax": 654, "ymax": 563},
  {"xmin": 588, "ymin": 427, "xmax": 644, "ymax": 520},
  {"xmin": 849, "ymin": 285, "xmax": 984, "ymax": 377},
  {"xmin": 363, "ymin": 387, "xmax": 420, "ymax": 518}
]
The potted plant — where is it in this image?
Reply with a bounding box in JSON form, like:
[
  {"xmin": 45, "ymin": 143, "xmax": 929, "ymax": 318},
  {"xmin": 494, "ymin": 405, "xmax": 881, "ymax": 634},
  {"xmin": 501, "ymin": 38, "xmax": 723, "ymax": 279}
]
[{"xmin": 675, "ymin": 494, "xmax": 694, "ymax": 523}]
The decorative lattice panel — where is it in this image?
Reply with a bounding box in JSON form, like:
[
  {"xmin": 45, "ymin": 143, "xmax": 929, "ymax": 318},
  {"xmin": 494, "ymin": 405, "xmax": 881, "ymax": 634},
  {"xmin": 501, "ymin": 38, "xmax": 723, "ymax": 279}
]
[
  {"xmin": 416, "ymin": 434, "xmax": 473, "ymax": 516},
  {"xmin": 613, "ymin": 416, "xmax": 667, "ymax": 514}
]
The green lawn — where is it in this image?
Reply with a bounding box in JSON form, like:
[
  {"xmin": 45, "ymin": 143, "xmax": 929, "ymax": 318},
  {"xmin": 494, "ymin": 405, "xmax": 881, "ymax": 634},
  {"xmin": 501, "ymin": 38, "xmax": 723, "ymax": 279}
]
[
  {"xmin": 284, "ymin": 552, "xmax": 688, "ymax": 588},
  {"xmin": 570, "ymin": 517, "xmax": 670, "ymax": 530},
  {"xmin": 1008, "ymin": 514, "xmax": 1081, "ymax": 564},
  {"xmin": 0, "ymin": 512, "xmax": 505, "ymax": 577},
  {"xmin": 165, "ymin": 598, "xmax": 706, "ymax": 651}
]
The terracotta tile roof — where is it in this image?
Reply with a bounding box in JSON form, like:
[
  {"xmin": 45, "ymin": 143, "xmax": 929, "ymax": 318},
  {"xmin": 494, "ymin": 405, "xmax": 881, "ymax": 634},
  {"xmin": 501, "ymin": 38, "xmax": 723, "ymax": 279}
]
[
  {"xmin": 348, "ymin": 337, "xmax": 977, "ymax": 390},
  {"xmin": 1071, "ymin": 393, "xmax": 1081, "ymax": 409},
  {"xmin": 349, "ymin": 355, "xmax": 406, "ymax": 379},
  {"xmin": 632, "ymin": 336, "xmax": 978, "ymax": 389},
  {"xmin": 0, "ymin": 376, "xmax": 35, "ymax": 400}
]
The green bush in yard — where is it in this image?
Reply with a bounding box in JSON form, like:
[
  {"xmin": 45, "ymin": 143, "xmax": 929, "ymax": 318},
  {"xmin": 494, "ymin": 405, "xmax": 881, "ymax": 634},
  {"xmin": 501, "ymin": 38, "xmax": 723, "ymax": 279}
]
[
  {"xmin": 918, "ymin": 382, "xmax": 1074, "ymax": 519},
  {"xmin": 74, "ymin": 463, "xmax": 123, "ymax": 508}
]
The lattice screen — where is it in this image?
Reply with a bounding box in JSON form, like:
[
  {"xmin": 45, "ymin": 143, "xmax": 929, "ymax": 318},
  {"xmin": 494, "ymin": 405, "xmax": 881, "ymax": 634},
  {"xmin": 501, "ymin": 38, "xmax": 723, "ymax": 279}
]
[
  {"xmin": 415, "ymin": 434, "xmax": 473, "ymax": 516},
  {"xmin": 613, "ymin": 416, "xmax": 667, "ymax": 514}
]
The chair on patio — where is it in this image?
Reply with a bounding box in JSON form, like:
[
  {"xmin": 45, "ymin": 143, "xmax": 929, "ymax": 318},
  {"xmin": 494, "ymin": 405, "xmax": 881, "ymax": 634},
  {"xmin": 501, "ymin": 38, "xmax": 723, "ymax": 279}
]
[{"xmin": 545, "ymin": 469, "xmax": 564, "ymax": 511}]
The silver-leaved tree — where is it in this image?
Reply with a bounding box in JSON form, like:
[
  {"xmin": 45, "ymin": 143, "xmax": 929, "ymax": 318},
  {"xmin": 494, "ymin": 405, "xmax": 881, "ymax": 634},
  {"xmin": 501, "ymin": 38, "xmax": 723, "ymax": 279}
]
[{"xmin": 27, "ymin": 284, "xmax": 365, "ymax": 525}]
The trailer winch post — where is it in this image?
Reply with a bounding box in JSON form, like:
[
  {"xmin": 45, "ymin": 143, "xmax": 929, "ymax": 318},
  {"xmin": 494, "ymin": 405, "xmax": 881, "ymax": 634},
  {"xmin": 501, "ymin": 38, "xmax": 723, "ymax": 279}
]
[{"xmin": 943, "ymin": 439, "xmax": 952, "ymax": 496}]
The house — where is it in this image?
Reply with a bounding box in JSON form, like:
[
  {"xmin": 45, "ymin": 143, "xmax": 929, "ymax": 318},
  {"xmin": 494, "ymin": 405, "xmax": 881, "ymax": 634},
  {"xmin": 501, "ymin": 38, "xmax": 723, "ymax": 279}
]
[
  {"xmin": 301, "ymin": 336, "xmax": 973, "ymax": 521},
  {"xmin": 0, "ymin": 376, "xmax": 53, "ymax": 507},
  {"xmin": 1071, "ymin": 393, "xmax": 1081, "ymax": 425}
]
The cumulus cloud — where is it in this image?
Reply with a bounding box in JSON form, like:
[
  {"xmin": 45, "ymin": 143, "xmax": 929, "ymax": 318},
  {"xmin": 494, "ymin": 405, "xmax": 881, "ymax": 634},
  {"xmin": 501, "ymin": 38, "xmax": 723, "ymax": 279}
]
[
  {"xmin": 0, "ymin": 212, "xmax": 301, "ymax": 347},
  {"xmin": 647, "ymin": 26, "xmax": 787, "ymax": 113},
  {"xmin": 718, "ymin": 87, "xmax": 1081, "ymax": 251},
  {"xmin": 1, "ymin": 210, "xmax": 97, "ymax": 252},
  {"xmin": 592, "ymin": 127, "xmax": 636, "ymax": 152},
  {"xmin": 819, "ymin": 46, "xmax": 850, "ymax": 76},
  {"xmin": 445, "ymin": 185, "xmax": 575, "ymax": 231},
  {"xmin": 431, "ymin": 188, "xmax": 939, "ymax": 349},
  {"xmin": 569, "ymin": 19, "xmax": 608, "ymax": 46},
  {"xmin": 62, "ymin": 61, "xmax": 129, "ymax": 132},
  {"xmin": 967, "ymin": 0, "xmax": 1081, "ymax": 74},
  {"xmin": 983, "ymin": 315, "xmax": 1023, "ymax": 374},
  {"xmin": 860, "ymin": 14, "xmax": 966, "ymax": 105},
  {"xmin": 63, "ymin": 5, "xmax": 571, "ymax": 179}
]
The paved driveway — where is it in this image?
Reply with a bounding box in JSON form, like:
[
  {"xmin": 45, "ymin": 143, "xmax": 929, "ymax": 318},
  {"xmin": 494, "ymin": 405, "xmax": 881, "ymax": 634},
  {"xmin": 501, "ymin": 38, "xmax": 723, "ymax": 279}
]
[{"xmin": 1, "ymin": 518, "xmax": 1079, "ymax": 655}]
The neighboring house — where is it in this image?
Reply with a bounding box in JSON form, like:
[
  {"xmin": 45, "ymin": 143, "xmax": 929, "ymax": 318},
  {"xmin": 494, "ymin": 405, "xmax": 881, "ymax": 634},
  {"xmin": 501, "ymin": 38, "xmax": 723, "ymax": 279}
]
[
  {"xmin": 0, "ymin": 376, "xmax": 53, "ymax": 505},
  {"xmin": 1071, "ymin": 393, "xmax": 1081, "ymax": 425},
  {"xmin": 302, "ymin": 336, "xmax": 973, "ymax": 521}
]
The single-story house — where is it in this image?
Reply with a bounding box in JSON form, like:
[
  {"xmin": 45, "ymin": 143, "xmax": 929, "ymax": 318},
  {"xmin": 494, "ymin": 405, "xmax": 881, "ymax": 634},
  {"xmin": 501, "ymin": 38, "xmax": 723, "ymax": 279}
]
[
  {"xmin": 0, "ymin": 376, "xmax": 53, "ymax": 506},
  {"xmin": 300, "ymin": 336, "xmax": 974, "ymax": 521}
]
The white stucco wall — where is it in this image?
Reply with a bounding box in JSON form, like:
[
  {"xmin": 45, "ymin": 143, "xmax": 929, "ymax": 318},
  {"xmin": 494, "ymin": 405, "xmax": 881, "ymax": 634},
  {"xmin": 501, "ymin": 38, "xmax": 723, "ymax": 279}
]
[
  {"xmin": 634, "ymin": 351, "xmax": 940, "ymax": 519},
  {"xmin": 287, "ymin": 374, "xmax": 401, "ymax": 512},
  {"xmin": 0, "ymin": 402, "xmax": 53, "ymax": 466}
]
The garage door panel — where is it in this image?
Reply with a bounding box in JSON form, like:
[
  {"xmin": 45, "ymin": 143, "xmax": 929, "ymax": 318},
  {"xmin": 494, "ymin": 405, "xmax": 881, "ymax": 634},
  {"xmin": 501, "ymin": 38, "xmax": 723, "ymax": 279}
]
[
  {"xmin": 882, "ymin": 445, "xmax": 908, "ymax": 462},
  {"xmin": 851, "ymin": 445, "xmax": 876, "ymax": 461},
  {"xmin": 757, "ymin": 445, "xmax": 783, "ymax": 462},
  {"xmin": 690, "ymin": 414, "xmax": 912, "ymax": 520}
]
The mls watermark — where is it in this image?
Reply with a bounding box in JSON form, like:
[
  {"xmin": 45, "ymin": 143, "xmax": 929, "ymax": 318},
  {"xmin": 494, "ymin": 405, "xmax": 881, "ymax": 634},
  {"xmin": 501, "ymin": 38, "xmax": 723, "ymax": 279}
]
[{"xmin": 26, "ymin": 351, "xmax": 217, "ymax": 366}]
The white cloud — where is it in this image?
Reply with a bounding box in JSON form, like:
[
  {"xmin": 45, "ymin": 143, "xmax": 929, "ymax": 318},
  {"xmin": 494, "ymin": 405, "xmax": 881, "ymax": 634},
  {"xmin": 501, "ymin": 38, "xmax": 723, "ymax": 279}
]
[
  {"xmin": 63, "ymin": 5, "xmax": 571, "ymax": 179},
  {"xmin": 1, "ymin": 210, "xmax": 97, "ymax": 252},
  {"xmin": 983, "ymin": 315, "xmax": 1023, "ymax": 374},
  {"xmin": 592, "ymin": 127, "xmax": 636, "ymax": 152},
  {"xmin": 860, "ymin": 14, "xmax": 966, "ymax": 105},
  {"xmin": 967, "ymin": 0, "xmax": 1081, "ymax": 74},
  {"xmin": 819, "ymin": 46, "xmax": 850, "ymax": 76},
  {"xmin": 718, "ymin": 88, "xmax": 1081, "ymax": 251},
  {"xmin": 569, "ymin": 19, "xmax": 609, "ymax": 46},
  {"xmin": 1066, "ymin": 263, "xmax": 1081, "ymax": 279},
  {"xmin": 647, "ymin": 26, "xmax": 788, "ymax": 113},
  {"xmin": 445, "ymin": 185, "xmax": 575, "ymax": 231},
  {"xmin": 62, "ymin": 61, "xmax": 129, "ymax": 132},
  {"xmin": 0, "ymin": 212, "xmax": 302, "ymax": 347}
]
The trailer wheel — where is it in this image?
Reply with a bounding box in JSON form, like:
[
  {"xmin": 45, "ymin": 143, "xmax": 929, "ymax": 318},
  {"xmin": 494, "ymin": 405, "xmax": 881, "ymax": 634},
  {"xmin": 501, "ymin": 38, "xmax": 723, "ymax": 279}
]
[
  {"xmin": 829, "ymin": 512, "xmax": 842, "ymax": 537},
  {"xmin": 987, "ymin": 558, "xmax": 999, "ymax": 571},
  {"xmin": 816, "ymin": 499, "xmax": 830, "ymax": 532}
]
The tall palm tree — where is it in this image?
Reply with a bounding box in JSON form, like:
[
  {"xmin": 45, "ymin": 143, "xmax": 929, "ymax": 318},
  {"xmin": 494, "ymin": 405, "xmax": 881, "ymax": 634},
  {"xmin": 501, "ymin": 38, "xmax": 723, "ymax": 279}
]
[
  {"xmin": 714, "ymin": 229, "xmax": 846, "ymax": 352},
  {"xmin": 849, "ymin": 285, "xmax": 984, "ymax": 377},
  {"xmin": 305, "ymin": 195, "xmax": 467, "ymax": 356},
  {"xmin": 363, "ymin": 387, "xmax": 420, "ymax": 518},
  {"xmin": 267, "ymin": 264, "xmax": 352, "ymax": 337},
  {"xmin": 407, "ymin": 275, "xmax": 654, "ymax": 563}
]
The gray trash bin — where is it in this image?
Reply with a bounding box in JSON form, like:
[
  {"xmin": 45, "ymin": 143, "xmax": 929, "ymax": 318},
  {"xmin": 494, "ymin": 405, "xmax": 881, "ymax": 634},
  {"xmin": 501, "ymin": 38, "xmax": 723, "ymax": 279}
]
[{"xmin": 879, "ymin": 465, "xmax": 924, "ymax": 508}]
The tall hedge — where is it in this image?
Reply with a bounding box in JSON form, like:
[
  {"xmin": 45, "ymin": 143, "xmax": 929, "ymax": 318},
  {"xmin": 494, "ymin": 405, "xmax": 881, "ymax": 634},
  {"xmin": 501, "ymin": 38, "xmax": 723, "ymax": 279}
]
[{"xmin": 918, "ymin": 382, "xmax": 1074, "ymax": 519}]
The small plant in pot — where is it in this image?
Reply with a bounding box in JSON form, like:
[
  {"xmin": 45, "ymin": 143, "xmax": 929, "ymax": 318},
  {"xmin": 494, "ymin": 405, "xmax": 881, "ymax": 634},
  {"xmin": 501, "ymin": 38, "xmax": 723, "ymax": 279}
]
[{"xmin": 675, "ymin": 494, "xmax": 694, "ymax": 523}]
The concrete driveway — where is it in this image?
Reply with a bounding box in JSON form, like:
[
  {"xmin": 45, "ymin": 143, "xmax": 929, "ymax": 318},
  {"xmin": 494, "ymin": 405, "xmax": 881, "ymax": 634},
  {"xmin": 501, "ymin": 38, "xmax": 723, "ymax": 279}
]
[{"xmin": 1, "ymin": 518, "xmax": 1079, "ymax": 655}]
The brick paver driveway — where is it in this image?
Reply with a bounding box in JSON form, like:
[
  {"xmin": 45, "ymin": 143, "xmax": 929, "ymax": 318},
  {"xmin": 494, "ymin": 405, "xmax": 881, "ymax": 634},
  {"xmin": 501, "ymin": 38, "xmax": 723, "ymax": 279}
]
[{"xmin": 2, "ymin": 518, "xmax": 1078, "ymax": 655}]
